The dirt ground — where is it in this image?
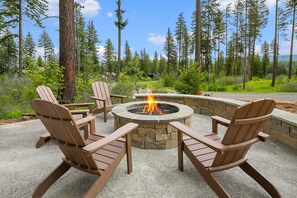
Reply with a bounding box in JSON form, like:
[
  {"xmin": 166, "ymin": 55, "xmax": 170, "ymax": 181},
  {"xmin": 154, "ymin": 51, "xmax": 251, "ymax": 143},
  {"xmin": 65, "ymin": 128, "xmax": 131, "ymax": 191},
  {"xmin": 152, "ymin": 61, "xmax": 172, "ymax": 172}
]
[{"xmin": 0, "ymin": 100, "xmax": 296, "ymax": 126}]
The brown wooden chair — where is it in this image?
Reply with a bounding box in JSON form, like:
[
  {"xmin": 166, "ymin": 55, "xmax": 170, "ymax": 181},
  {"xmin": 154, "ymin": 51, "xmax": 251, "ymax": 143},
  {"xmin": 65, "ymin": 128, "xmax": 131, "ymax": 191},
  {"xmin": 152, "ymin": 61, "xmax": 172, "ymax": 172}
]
[
  {"xmin": 30, "ymin": 99, "xmax": 138, "ymax": 197},
  {"xmin": 91, "ymin": 81, "xmax": 126, "ymax": 122},
  {"xmin": 35, "ymin": 85, "xmax": 94, "ymax": 148},
  {"xmin": 169, "ymin": 99, "xmax": 281, "ymax": 198}
]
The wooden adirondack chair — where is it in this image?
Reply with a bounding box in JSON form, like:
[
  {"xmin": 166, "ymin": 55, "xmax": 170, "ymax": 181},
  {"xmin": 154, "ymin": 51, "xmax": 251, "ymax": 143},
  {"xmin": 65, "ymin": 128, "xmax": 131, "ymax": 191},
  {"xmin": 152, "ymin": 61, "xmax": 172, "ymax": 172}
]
[
  {"xmin": 91, "ymin": 81, "xmax": 126, "ymax": 122},
  {"xmin": 35, "ymin": 86, "xmax": 94, "ymax": 148},
  {"xmin": 30, "ymin": 99, "xmax": 138, "ymax": 198},
  {"xmin": 169, "ymin": 99, "xmax": 281, "ymax": 198}
]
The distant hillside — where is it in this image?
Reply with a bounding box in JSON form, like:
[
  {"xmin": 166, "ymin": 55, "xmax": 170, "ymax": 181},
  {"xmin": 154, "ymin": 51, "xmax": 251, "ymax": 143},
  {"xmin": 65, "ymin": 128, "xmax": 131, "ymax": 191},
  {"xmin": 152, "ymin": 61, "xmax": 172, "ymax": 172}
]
[{"xmin": 271, "ymin": 55, "xmax": 297, "ymax": 61}]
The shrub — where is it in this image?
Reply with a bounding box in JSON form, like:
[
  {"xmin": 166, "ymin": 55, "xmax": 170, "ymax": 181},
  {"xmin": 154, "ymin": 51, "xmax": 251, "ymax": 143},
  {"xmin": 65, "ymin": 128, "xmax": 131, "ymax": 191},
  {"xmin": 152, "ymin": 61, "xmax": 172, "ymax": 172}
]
[
  {"xmin": 0, "ymin": 74, "xmax": 35, "ymax": 118},
  {"xmin": 111, "ymin": 73, "xmax": 134, "ymax": 102},
  {"xmin": 161, "ymin": 72, "xmax": 176, "ymax": 87},
  {"xmin": 280, "ymin": 82, "xmax": 297, "ymax": 92},
  {"xmin": 174, "ymin": 65, "xmax": 205, "ymax": 94}
]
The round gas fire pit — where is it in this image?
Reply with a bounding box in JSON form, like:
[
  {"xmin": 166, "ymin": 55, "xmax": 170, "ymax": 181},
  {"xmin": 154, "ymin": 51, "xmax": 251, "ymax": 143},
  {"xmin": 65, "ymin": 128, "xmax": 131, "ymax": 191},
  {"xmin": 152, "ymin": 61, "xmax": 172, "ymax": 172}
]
[{"xmin": 112, "ymin": 101, "xmax": 193, "ymax": 149}]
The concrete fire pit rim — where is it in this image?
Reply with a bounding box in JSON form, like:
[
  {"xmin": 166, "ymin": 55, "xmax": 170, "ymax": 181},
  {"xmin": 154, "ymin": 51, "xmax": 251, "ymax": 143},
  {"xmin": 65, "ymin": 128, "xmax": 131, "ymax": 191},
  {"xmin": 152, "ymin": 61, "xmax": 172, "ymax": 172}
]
[{"xmin": 112, "ymin": 101, "xmax": 193, "ymax": 122}]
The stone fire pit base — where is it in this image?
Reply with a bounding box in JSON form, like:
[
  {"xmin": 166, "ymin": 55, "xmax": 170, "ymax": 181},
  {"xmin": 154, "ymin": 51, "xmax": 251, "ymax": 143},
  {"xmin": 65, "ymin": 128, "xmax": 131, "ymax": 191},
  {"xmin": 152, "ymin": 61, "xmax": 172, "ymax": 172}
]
[{"xmin": 112, "ymin": 101, "xmax": 193, "ymax": 149}]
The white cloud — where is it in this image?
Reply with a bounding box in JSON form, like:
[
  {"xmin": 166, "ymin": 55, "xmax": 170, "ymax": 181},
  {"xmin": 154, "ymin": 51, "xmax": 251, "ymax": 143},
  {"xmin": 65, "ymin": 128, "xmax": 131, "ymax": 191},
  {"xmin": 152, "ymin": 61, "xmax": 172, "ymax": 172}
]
[
  {"xmin": 278, "ymin": 40, "xmax": 297, "ymax": 55},
  {"xmin": 35, "ymin": 47, "xmax": 59, "ymax": 59},
  {"xmin": 79, "ymin": 0, "xmax": 101, "ymax": 17},
  {"xmin": 219, "ymin": 0, "xmax": 275, "ymax": 10},
  {"xmin": 219, "ymin": 0, "xmax": 233, "ymax": 10},
  {"xmin": 147, "ymin": 33, "xmax": 166, "ymax": 45},
  {"xmin": 46, "ymin": 0, "xmax": 59, "ymax": 16},
  {"xmin": 266, "ymin": 0, "xmax": 276, "ymax": 8},
  {"xmin": 97, "ymin": 45, "xmax": 105, "ymax": 60},
  {"xmin": 46, "ymin": 0, "xmax": 100, "ymax": 17},
  {"xmin": 107, "ymin": 12, "xmax": 113, "ymax": 18}
]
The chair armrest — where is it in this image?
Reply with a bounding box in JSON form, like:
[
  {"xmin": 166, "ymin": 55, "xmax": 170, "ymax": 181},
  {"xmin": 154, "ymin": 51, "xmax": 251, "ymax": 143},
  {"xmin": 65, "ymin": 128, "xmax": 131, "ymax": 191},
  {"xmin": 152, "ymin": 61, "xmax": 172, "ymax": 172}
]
[
  {"xmin": 91, "ymin": 96, "xmax": 106, "ymax": 102},
  {"xmin": 170, "ymin": 121, "xmax": 262, "ymax": 154},
  {"xmin": 64, "ymin": 102, "xmax": 93, "ymax": 113},
  {"xmin": 110, "ymin": 94, "xmax": 126, "ymax": 103},
  {"xmin": 110, "ymin": 94, "xmax": 126, "ymax": 99},
  {"xmin": 76, "ymin": 116, "xmax": 96, "ymax": 127},
  {"xmin": 258, "ymin": 132, "xmax": 269, "ymax": 142},
  {"xmin": 83, "ymin": 123, "xmax": 139, "ymax": 154},
  {"xmin": 211, "ymin": 116, "xmax": 231, "ymax": 134},
  {"xmin": 169, "ymin": 121, "xmax": 225, "ymax": 152}
]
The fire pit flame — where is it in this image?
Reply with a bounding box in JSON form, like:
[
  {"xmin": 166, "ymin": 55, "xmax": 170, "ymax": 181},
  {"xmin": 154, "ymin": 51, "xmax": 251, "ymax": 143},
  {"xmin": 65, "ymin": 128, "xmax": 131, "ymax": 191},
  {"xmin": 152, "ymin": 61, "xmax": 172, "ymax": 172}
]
[{"xmin": 142, "ymin": 92, "xmax": 163, "ymax": 115}]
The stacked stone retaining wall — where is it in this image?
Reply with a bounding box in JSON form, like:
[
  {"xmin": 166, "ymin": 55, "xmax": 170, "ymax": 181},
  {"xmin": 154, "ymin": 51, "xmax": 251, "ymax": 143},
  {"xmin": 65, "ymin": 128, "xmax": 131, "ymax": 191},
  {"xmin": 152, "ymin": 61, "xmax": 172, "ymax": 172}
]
[{"xmin": 135, "ymin": 94, "xmax": 297, "ymax": 150}]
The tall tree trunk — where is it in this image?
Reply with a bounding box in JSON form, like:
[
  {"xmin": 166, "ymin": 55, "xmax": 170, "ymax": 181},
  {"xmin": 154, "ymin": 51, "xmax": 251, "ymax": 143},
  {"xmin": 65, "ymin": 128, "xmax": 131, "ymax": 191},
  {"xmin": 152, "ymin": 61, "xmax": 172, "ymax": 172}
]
[
  {"xmin": 243, "ymin": 1, "xmax": 247, "ymax": 90},
  {"xmin": 117, "ymin": 1, "xmax": 121, "ymax": 73},
  {"xmin": 217, "ymin": 39, "xmax": 220, "ymax": 78},
  {"xmin": 18, "ymin": 0, "xmax": 23, "ymax": 76},
  {"xmin": 195, "ymin": 0, "xmax": 201, "ymax": 65},
  {"xmin": 60, "ymin": 0, "xmax": 76, "ymax": 102},
  {"xmin": 288, "ymin": 3, "xmax": 296, "ymax": 80},
  {"xmin": 225, "ymin": 9, "xmax": 228, "ymax": 73},
  {"xmin": 272, "ymin": 0, "xmax": 278, "ymax": 87}
]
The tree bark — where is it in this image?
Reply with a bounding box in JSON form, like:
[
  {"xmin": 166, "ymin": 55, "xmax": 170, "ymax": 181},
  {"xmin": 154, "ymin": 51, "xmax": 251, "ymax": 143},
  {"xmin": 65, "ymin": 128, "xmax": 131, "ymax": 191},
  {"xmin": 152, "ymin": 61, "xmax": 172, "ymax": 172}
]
[
  {"xmin": 60, "ymin": 0, "xmax": 76, "ymax": 102},
  {"xmin": 18, "ymin": 0, "xmax": 23, "ymax": 76},
  {"xmin": 117, "ymin": 0, "xmax": 121, "ymax": 73},
  {"xmin": 195, "ymin": 0, "xmax": 201, "ymax": 65}
]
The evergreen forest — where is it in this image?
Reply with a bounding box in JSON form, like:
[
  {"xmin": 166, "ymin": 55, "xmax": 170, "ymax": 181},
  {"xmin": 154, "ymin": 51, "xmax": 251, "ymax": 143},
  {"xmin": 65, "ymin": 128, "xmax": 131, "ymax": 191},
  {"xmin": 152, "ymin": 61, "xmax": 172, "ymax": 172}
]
[{"xmin": 0, "ymin": 0, "xmax": 297, "ymax": 119}]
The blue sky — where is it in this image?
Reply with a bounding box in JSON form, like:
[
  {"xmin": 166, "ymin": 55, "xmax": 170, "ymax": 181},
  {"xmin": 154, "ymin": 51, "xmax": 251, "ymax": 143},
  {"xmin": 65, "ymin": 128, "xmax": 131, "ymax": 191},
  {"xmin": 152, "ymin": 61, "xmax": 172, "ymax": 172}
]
[{"xmin": 22, "ymin": 0, "xmax": 295, "ymax": 60}]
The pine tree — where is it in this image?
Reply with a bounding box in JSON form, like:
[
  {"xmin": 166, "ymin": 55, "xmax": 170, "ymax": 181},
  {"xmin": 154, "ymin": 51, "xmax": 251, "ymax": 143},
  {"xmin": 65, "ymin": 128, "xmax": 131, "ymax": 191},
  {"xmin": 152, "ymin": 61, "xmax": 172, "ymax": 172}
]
[
  {"xmin": 175, "ymin": 12, "xmax": 187, "ymax": 69},
  {"xmin": 123, "ymin": 40, "xmax": 132, "ymax": 70},
  {"xmin": 201, "ymin": 0, "xmax": 220, "ymax": 76},
  {"xmin": 272, "ymin": 0, "xmax": 279, "ymax": 87},
  {"xmin": 224, "ymin": 3, "xmax": 232, "ymax": 73},
  {"xmin": 181, "ymin": 28, "xmax": 190, "ymax": 68},
  {"xmin": 23, "ymin": 32, "xmax": 36, "ymax": 57},
  {"xmin": 114, "ymin": 0, "xmax": 128, "ymax": 73},
  {"xmin": 213, "ymin": 9, "xmax": 225, "ymax": 78},
  {"xmin": 163, "ymin": 28, "xmax": 177, "ymax": 73},
  {"xmin": 104, "ymin": 39, "xmax": 116, "ymax": 72},
  {"xmin": 140, "ymin": 49, "xmax": 150, "ymax": 76},
  {"xmin": 23, "ymin": 32, "xmax": 36, "ymax": 68},
  {"xmin": 261, "ymin": 41, "xmax": 270, "ymax": 77},
  {"xmin": 0, "ymin": 29, "xmax": 18, "ymax": 74},
  {"xmin": 151, "ymin": 51, "xmax": 159, "ymax": 75},
  {"xmin": 74, "ymin": 2, "xmax": 86, "ymax": 74},
  {"xmin": 38, "ymin": 30, "xmax": 55, "ymax": 63},
  {"xmin": 86, "ymin": 20, "xmax": 100, "ymax": 66},
  {"xmin": 0, "ymin": 0, "xmax": 48, "ymax": 75},
  {"xmin": 195, "ymin": 0, "xmax": 202, "ymax": 65},
  {"xmin": 248, "ymin": 0, "xmax": 269, "ymax": 78},
  {"xmin": 190, "ymin": 11, "xmax": 196, "ymax": 62},
  {"xmin": 284, "ymin": 0, "xmax": 297, "ymax": 80},
  {"xmin": 159, "ymin": 55, "xmax": 167, "ymax": 75},
  {"xmin": 232, "ymin": 0, "xmax": 245, "ymax": 76}
]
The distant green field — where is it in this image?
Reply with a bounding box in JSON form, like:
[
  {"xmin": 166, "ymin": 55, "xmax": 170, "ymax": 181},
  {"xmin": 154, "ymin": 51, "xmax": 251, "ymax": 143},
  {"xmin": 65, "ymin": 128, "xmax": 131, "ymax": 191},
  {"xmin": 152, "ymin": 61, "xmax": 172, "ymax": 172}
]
[{"xmin": 138, "ymin": 76, "xmax": 297, "ymax": 94}]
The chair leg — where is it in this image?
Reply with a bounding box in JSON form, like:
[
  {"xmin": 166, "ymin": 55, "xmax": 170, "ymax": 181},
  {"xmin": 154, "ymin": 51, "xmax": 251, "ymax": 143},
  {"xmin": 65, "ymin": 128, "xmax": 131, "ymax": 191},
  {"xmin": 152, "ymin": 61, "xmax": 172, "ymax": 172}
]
[
  {"xmin": 32, "ymin": 161, "xmax": 71, "ymax": 198},
  {"xmin": 126, "ymin": 133, "xmax": 132, "ymax": 174},
  {"xmin": 83, "ymin": 175, "xmax": 108, "ymax": 198},
  {"xmin": 35, "ymin": 136, "xmax": 51, "ymax": 148},
  {"xmin": 240, "ymin": 162, "xmax": 281, "ymax": 198},
  {"xmin": 89, "ymin": 119, "xmax": 96, "ymax": 135},
  {"xmin": 104, "ymin": 110, "xmax": 107, "ymax": 122},
  {"xmin": 198, "ymin": 168, "xmax": 230, "ymax": 198},
  {"xmin": 185, "ymin": 151, "xmax": 230, "ymax": 197},
  {"xmin": 177, "ymin": 131, "xmax": 184, "ymax": 171}
]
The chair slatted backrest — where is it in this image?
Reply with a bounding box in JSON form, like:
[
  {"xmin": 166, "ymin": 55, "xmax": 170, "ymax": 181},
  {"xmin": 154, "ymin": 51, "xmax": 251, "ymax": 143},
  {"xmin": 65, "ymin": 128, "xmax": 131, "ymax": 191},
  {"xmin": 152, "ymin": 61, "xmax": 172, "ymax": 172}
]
[
  {"xmin": 36, "ymin": 86, "xmax": 59, "ymax": 104},
  {"xmin": 92, "ymin": 81, "xmax": 112, "ymax": 108},
  {"xmin": 30, "ymin": 99, "xmax": 99, "ymax": 172},
  {"xmin": 212, "ymin": 99, "xmax": 276, "ymax": 167}
]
